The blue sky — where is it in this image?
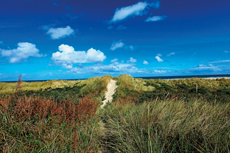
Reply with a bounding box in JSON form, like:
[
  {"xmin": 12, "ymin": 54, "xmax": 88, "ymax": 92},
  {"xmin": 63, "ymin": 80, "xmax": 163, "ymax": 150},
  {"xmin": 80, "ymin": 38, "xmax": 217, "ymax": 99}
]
[{"xmin": 0, "ymin": 0, "xmax": 230, "ymax": 81}]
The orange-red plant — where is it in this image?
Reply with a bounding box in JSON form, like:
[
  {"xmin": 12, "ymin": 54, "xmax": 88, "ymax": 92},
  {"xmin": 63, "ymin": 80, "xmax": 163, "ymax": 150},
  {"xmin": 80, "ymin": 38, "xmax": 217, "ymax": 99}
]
[{"xmin": 0, "ymin": 94, "xmax": 99, "ymax": 124}]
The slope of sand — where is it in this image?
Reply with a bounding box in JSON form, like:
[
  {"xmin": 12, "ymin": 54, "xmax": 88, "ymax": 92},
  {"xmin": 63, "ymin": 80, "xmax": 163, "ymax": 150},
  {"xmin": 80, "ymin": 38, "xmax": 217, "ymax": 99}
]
[{"xmin": 101, "ymin": 79, "xmax": 117, "ymax": 108}]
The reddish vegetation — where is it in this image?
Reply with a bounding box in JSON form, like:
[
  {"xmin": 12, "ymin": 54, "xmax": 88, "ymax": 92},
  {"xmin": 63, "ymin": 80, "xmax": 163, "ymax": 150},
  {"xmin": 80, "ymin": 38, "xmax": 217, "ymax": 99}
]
[{"xmin": 0, "ymin": 94, "xmax": 99, "ymax": 124}]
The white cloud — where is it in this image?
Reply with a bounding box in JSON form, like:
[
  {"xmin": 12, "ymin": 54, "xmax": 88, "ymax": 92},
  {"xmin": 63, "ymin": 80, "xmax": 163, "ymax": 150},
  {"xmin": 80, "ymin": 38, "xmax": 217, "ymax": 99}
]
[
  {"xmin": 111, "ymin": 58, "xmax": 118, "ymax": 63},
  {"xmin": 110, "ymin": 40, "xmax": 125, "ymax": 50},
  {"xmin": 155, "ymin": 56, "xmax": 163, "ymax": 62},
  {"xmin": 0, "ymin": 42, "xmax": 45, "ymax": 63},
  {"xmin": 68, "ymin": 62, "xmax": 170, "ymax": 75},
  {"xmin": 69, "ymin": 62, "xmax": 137, "ymax": 74},
  {"xmin": 126, "ymin": 45, "xmax": 134, "ymax": 50},
  {"xmin": 145, "ymin": 15, "xmax": 167, "ymax": 22},
  {"xmin": 209, "ymin": 60, "xmax": 230, "ymax": 63},
  {"xmin": 192, "ymin": 64, "xmax": 221, "ymax": 71},
  {"xmin": 224, "ymin": 50, "xmax": 230, "ymax": 53},
  {"xmin": 0, "ymin": 41, "xmax": 3, "ymax": 44},
  {"xmin": 110, "ymin": 1, "xmax": 161, "ymax": 23},
  {"xmin": 127, "ymin": 57, "xmax": 137, "ymax": 63},
  {"xmin": 143, "ymin": 60, "xmax": 149, "ymax": 65},
  {"xmin": 167, "ymin": 52, "xmax": 175, "ymax": 56},
  {"xmin": 157, "ymin": 54, "xmax": 162, "ymax": 56},
  {"xmin": 111, "ymin": 2, "xmax": 148, "ymax": 23},
  {"xmin": 153, "ymin": 70, "xmax": 167, "ymax": 73},
  {"xmin": 116, "ymin": 25, "xmax": 127, "ymax": 30},
  {"xmin": 52, "ymin": 44, "xmax": 106, "ymax": 69},
  {"xmin": 47, "ymin": 26, "xmax": 74, "ymax": 39}
]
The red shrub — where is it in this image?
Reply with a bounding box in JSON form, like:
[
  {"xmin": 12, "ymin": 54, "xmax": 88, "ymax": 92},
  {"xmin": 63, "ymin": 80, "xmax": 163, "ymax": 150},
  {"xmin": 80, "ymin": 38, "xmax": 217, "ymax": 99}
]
[{"xmin": 0, "ymin": 94, "xmax": 99, "ymax": 124}]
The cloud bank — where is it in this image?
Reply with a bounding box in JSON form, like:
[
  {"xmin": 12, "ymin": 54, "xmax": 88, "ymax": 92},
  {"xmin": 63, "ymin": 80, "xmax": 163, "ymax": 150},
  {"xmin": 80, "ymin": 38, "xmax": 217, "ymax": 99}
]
[
  {"xmin": 47, "ymin": 26, "xmax": 74, "ymax": 39},
  {"xmin": 0, "ymin": 42, "xmax": 44, "ymax": 63},
  {"xmin": 52, "ymin": 44, "xmax": 106, "ymax": 69}
]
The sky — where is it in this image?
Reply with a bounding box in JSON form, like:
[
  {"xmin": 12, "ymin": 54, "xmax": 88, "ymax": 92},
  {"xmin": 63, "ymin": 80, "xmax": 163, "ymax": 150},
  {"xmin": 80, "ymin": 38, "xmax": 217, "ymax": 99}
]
[{"xmin": 0, "ymin": 0, "xmax": 230, "ymax": 81}]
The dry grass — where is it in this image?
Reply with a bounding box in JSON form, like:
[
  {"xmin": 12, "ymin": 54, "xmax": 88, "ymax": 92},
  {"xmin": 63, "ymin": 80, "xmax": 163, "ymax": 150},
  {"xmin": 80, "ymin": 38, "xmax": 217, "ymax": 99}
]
[{"xmin": 0, "ymin": 80, "xmax": 78, "ymax": 95}]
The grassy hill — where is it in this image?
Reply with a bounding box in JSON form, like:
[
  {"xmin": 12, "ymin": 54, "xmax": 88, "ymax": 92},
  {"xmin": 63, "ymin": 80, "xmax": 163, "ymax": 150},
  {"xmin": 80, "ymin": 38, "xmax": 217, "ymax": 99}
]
[{"xmin": 0, "ymin": 74, "xmax": 229, "ymax": 152}]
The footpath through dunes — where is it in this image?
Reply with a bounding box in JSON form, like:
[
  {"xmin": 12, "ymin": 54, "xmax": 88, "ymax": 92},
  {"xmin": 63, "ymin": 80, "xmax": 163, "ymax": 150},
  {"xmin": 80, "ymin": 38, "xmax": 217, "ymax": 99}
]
[{"xmin": 101, "ymin": 79, "xmax": 118, "ymax": 108}]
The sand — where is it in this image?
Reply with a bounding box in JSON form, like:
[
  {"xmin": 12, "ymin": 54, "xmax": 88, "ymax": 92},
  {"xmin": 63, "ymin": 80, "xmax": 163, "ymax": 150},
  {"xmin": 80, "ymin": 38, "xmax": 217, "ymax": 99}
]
[{"xmin": 101, "ymin": 79, "xmax": 118, "ymax": 108}]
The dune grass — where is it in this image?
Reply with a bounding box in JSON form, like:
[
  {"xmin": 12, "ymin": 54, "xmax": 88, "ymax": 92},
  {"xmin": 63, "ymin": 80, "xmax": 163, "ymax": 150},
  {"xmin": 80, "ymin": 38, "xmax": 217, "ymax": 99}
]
[
  {"xmin": 0, "ymin": 74, "xmax": 229, "ymax": 152},
  {"xmin": 0, "ymin": 75, "xmax": 113, "ymax": 152},
  {"xmin": 100, "ymin": 99, "xmax": 230, "ymax": 153},
  {"xmin": 113, "ymin": 74, "xmax": 230, "ymax": 104},
  {"xmin": 0, "ymin": 79, "xmax": 78, "ymax": 96}
]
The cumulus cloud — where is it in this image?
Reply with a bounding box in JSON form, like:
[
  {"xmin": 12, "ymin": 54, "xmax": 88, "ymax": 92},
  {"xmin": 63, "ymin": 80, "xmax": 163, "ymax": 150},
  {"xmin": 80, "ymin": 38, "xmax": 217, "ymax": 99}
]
[
  {"xmin": 0, "ymin": 42, "xmax": 45, "ymax": 63},
  {"xmin": 52, "ymin": 44, "xmax": 106, "ymax": 69},
  {"xmin": 111, "ymin": 2, "xmax": 148, "ymax": 23},
  {"xmin": 155, "ymin": 56, "xmax": 163, "ymax": 62},
  {"xmin": 145, "ymin": 15, "xmax": 167, "ymax": 22},
  {"xmin": 167, "ymin": 52, "xmax": 175, "ymax": 56},
  {"xmin": 116, "ymin": 25, "xmax": 127, "ymax": 30},
  {"xmin": 47, "ymin": 26, "xmax": 74, "ymax": 39},
  {"xmin": 111, "ymin": 58, "xmax": 119, "ymax": 63},
  {"xmin": 143, "ymin": 60, "xmax": 149, "ymax": 65},
  {"xmin": 127, "ymin": 57, "xmax": 137, "ymax": 63},
  {"xmin": 110, "ymin": 40, "xmax": 125, "ymax": 50}
]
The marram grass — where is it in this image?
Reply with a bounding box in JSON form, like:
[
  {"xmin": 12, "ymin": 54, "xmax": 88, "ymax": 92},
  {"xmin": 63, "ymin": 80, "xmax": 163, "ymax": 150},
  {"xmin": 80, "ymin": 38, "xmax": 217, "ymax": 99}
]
[
  {"xmin": 0, "ymin": 75, "xmax": 229, "ymax": 152},
  {"xmin": 100, "ymin": 99, "xmax": 230, "ymax": 153}
]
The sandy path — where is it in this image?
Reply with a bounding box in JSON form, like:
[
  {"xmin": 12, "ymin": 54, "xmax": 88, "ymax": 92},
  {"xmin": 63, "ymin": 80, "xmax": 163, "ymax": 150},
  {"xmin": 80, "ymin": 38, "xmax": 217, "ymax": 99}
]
[{"xmin": 101, "ymin": 79, "xmax": 117, "ymax": 108}]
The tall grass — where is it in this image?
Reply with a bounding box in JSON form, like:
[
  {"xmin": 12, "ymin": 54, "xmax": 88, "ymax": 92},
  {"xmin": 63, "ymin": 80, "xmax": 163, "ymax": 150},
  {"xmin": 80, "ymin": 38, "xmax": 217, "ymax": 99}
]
[
  {"xmin": 100, "ymin": 99, "xmax": 230, "ymax": 152},
  {"xmin": 1, "ymin": 75, "xmax": 229, "ymax": 152},
  {"xmin": 0, "ymin": 94, "xmax": 100, "ymax": 152}
]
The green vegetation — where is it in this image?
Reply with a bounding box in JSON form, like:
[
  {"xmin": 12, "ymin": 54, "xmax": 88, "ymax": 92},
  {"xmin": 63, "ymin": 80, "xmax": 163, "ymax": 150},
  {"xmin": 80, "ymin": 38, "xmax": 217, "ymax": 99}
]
[
  {"xmin": 0, "ymin": 79, "xmax": 78, "ymax": 96},
  {"xmin": 113, "ymin": 74, "xmax": 230, "ymax": 104},
  {"xmin": 0, "ymin": 74, "xmax": 229, "ymax": 152},
  {"xmin": 101, "ymin": 100, "xmax": 230, "ymax": 152}
]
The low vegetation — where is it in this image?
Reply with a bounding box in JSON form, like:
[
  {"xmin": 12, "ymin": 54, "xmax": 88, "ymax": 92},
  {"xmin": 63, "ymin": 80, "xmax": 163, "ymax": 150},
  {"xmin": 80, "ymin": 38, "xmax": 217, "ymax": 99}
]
[
  {"xmin": 0, "ymin": 74, "xmax": 229, "ymax": 152},
  {"xmin": 101, "ymin": 99, "xmax": 230, "ymax": 152},
  {"xmin": 113, "ymin": 74, "xmax": 230, "ymax": 104}
]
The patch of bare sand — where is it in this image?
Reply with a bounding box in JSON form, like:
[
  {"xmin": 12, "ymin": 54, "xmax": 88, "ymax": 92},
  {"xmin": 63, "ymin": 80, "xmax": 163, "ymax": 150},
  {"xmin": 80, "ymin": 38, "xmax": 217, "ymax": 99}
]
[{"xmin": 101, "ymin": 79, "xmax": 117, "ymax": 108}]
